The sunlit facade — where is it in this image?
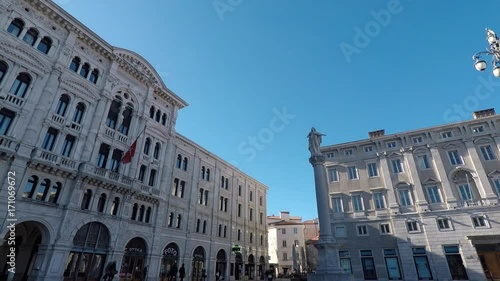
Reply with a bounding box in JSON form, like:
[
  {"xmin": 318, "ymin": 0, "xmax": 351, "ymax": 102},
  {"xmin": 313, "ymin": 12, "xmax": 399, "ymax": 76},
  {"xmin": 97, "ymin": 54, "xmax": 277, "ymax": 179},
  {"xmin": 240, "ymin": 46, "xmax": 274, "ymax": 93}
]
[
  {"xmin": 321, "ymin": 109, "xmax": 500, "ymax": 281},
  {"xmin": 0, "ymin": 0, "xmax": 268, "ymax": 280}
]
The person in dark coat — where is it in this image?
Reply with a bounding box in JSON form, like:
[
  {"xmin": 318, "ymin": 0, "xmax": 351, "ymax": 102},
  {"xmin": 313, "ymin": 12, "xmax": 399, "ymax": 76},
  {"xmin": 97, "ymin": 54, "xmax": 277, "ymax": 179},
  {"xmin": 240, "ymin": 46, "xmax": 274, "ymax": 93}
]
[
  {"xmin": 169, "ymin": 262, "xmax": 178, "ymax": 281},
  {"xmin": 178, "ymin": 264, "xmax": 186, "ymax": 281},
  {"xmin": 103, "ymin": 261, "xmax": 117, "ymax": 281}
]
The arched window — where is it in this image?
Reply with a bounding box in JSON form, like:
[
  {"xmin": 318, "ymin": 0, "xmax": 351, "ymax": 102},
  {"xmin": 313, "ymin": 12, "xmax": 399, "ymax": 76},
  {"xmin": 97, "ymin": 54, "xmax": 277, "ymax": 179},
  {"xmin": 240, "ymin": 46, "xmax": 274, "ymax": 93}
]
[
  {"xmin": 201, "ymin": 166, "xmax": 206, "ymax": 179},
  {"xmin": 176, "ymin": 154, "xmax": 182, "ymax": 169},
  {"xmin": 97, "ymin": 193, "xmax": 107, "ymax": 213},
  {"xmin": 153, "ymin": 143, "xmax": 160, "ymax": 159},
  {"xmin": 225, "ymin": 178, "xmax": 229, "ymax": 189},
  {"xmin": 224, "ymin": 225, "xmax": 227, "ymax": 237},
  {"xmin": 138, "ymin": 165, "xmax": 147, "ymax": 182},
  {"xmin": 105, "ymin": 99, "xmax": 121, "ymax": 129},
  {"xmin": 144, "ymin": 138, "xmax": 151, "ymax": 155},
  {"xmin": 37, "ymin": 36, "xmax": 52, "ymax": 54},
  {"xmin": 7, "ymin": 18, "xmax": 24, "ymax": 37},
  {"xmin": 72, "ymin": 103, "xmax": 85, "ymax": 124},
  {"xmin": 35, "ymin": 179, "xmax": 50, "ymax": 201},
  {"xmin": 69, "ymin": 57, "xmax": 80, "ymax": 72},
  {"xmin": 203, "ymin": 220, "xmax": 207, "ymax": 234},
  {"xmin": 48, "ymin": 182, "xmax": 61, "ymax": 204},
  {"xmin": 22, "ymin": 176, "xmax": 38, "ymax": 198},
  {"xmin": 196, "ymin": 219, "xmax": 201, "ymax": 232},
  {"xmin": 81, "ymin": 189, "xmax": 92, "ymax": 210},
  {"xmin": 218, "ymin": 224, "xmax": 222, "ymax": 236},
  {"xmin": 79, "ymin": 63, "xmax": 90, "ymax": 78},
  {"xmin": 139, "ymin": 205, "xmax": 145, "ymax": 222},
  {"xmin": 22, "ymin": 28, "xmax": 38, "ymax": 46},
  {"xmin": 221, "ymin": 176, "xmax": 225, "ymax": 188},
  {"xmin": 207, "ymin": 169, "xmax": 211, "ymax": 181},
  {"xmin": 155, "ymin": 109, "xmax": 161, "ymax": 122},
  {"xmin": 118, "ymin": 106, "xmax": 132, "ymax": 135},
  {"xmin": 55, "ymin": 95, "xmax": 70, "ymax": 116},
  {"xmin": 9, "ymin": 73, "xmax": 31, "ymax": 97},
  {"xmin": 0, "ymin": 61, "xmax": 8, "ymax": 83},
  {"xmin": 238, "ymin": 229, "xmax": 241, "ymax": 241},
  {"xmin": 111, "ymin": 197, "xmax": 120, "ymax": 215},
  {"xmin": 145, "ymin": 207, "xmax": 152, "ymax": 223},
  {"xmin": 89, "ymin": 68, "xmax": 99, "ymax": 84},
  {"xmin": 161, "ymin": 113, "xmax": 167, "ymax": 125},
  {"xmin": 176, "ymin": 214, "xmax": 182, "ymax": 229},
  {"xmin": 150, "ymin": 106, "xmax": 155, "ymax": 118},
  {"xmin": 131, "ymin": 203, "xmax": 138, "ymax": 220},
  {"xmin": 182, "ymin": 157, "xmax": 188, "ymax": 171},
  {"xmin": 168, "ymin": 212, "xmax": 174, "ymax": 227}
]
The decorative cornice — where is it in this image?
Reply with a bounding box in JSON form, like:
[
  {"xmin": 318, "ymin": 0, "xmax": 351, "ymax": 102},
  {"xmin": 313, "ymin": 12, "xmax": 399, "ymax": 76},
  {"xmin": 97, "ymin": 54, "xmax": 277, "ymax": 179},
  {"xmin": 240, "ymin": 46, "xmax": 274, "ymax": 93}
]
[{"xmin": 0, "ymin": 40, "xmax": 49, "ymax": 74}]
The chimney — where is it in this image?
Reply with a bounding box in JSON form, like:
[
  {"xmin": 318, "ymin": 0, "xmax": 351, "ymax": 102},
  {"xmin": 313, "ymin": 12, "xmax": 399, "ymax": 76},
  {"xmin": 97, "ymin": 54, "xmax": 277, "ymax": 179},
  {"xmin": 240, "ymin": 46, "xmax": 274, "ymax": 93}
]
[
  {"xmin": 369, "ymin": 129, "xmax": 385, "ymax": 139},
  {"xmin": 473, "ymin": 108, "xmax": 496, "ymax": 119}
]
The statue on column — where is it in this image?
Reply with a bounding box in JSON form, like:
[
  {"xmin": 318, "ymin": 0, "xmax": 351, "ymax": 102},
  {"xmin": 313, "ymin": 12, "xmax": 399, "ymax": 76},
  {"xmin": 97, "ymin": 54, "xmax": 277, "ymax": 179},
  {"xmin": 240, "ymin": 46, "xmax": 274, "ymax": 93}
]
[{"xmin": 308, "ymin": 127, "xmax": 325, "ymax": 157}]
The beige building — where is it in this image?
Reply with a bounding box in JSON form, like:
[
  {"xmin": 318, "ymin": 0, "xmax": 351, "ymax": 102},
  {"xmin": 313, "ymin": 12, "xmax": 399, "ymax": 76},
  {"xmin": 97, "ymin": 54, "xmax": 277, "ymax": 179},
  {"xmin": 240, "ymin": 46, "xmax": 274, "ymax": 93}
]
[
  {"xmin": 0, "ymin": 0, "xmax": 268, "ymax": 280},
  {"xmin": 267, "ymin": 211, "xmax": 307, "ymax": 277},
  {"xmin": 320, "ymin": 109, "xmax": 500, "ymax": 281}
]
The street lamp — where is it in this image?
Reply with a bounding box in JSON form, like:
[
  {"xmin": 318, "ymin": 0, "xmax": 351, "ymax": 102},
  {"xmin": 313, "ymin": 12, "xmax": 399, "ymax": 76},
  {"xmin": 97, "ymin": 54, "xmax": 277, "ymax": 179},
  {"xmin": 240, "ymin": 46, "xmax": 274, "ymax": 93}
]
[{"xmin": 472, "ymin": 28, "xmax": 500, "ymax": 77}]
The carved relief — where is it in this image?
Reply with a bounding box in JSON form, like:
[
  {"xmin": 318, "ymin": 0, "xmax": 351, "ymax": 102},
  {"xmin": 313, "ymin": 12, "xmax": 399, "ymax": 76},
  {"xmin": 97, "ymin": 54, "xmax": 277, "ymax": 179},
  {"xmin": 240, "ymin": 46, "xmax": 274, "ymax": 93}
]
[
  {"xmin": 75, "ymin": 41, "xmax": 105, "ymax": 66},
  {"xmin": 0, "ymin": 41, "xmax": 49, "ymax": 73},
  {"xmin": 60, "ymin": 78, "xmax": 99, "ymax": 101}
]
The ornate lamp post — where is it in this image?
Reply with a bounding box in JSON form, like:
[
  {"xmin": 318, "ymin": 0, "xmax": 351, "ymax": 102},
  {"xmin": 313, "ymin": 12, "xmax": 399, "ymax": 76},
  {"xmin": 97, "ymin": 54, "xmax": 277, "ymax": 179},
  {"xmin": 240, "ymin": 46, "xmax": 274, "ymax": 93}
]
[{"xmin": 472, "ymin": 28, "xmax": 500, "ymax": 77}]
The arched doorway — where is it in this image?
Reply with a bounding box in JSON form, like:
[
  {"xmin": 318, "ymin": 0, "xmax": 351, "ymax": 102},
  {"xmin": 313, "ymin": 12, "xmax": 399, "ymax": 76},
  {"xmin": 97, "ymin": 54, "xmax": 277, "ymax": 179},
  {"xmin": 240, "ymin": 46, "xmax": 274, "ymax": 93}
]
[
  {"xmin": 451, "ymin": 170, "xmax": 480, "ymax": 206},
  {"xmin": 120, "ymin": 237, "xmax": 148, "ymax": 281},
  {"xmin": 247, "ymin": 254, "xmax": 255, "ymax": 280},
  {"xmin": 258, "ymin": 256, "xmax": 266, "ymax": 280},
  {"xmin": 63, "ymin": 222, "xmax": 110, "ymax": 281},
  {"xmin": 235, "ymin": 253, "xmax": 243, "ymax": 280},
  {"xmin": 191, "ymin": 246, "xmax": 205, "ymax": 281},
  {"xmin": 0, "ymin": 221, "xmax": 48, "ymax": 281},
  {"xmin": 161, "ymin": 243, "xmax": 179, "ymax": 281},
  {"xmin": 216, "ymin": 249, "xmax": 227, "ymax": 281}
]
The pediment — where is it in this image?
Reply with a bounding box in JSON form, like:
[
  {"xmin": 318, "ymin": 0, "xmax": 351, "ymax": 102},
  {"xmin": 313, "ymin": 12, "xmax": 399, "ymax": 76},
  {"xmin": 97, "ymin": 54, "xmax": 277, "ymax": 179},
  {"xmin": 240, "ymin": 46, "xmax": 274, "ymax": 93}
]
[
  {"xmin": 473, "ymin": 137, "xmax": 494, "ymax": 145},
  {"xmin": 422, "ymin": 178, "xmax": 440, "ymax": 185},
  {"xmin": 60, "ymin": 78, "xmax": 99, "ymax": 101},
  {"xmin": 114, "ymin": 48, "xmax": 164, "ymax": 89},
  {"xmin": 488, "ymin": 170, "xmax": 500, "ymax": 177},
  {"xmin": 412, "ymin": 147, "xmax": 429, "ymax": 154},
  {"xmin": 388, "ymin": 152, "xmax": 402, "ymax": 157},
  {"xmin": 442, "ymin": 143, "xmax": 458, "ymax": 149},
  {"xmin": 0, "ymin": 41, "xmax": 49, "ymax": 73}
]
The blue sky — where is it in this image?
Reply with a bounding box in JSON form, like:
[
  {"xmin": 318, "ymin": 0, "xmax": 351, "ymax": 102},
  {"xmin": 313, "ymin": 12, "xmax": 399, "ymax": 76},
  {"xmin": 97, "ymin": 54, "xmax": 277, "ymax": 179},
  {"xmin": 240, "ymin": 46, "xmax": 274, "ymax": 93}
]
[{"xmin": 57, "ymin": 0, "xmax": 500, "ymax": 220}]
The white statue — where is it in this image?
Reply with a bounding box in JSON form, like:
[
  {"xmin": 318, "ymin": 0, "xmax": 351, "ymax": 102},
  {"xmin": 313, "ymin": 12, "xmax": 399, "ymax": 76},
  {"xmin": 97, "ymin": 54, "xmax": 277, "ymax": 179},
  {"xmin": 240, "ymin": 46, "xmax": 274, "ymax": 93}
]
[{"xmin": 308, "ymin": 127, "xmax": 325, "ymax": 156}]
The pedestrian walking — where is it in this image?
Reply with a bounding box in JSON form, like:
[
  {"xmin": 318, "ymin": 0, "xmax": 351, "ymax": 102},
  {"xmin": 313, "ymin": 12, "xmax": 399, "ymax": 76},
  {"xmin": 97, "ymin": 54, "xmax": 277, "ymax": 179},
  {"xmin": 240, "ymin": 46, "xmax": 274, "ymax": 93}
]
[
  {"xmin": 178, "ymin": 264, "xmax": 186, "ymax": 281},
  {"xmin": 103, "ymin": 261, "xmax": 117, "ymax": 281}
]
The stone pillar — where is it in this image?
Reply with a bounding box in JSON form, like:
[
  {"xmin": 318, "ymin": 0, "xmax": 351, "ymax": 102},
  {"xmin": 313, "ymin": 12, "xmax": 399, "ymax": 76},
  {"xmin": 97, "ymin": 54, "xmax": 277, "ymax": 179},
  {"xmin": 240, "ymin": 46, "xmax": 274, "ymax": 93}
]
[
  {"xmin": 307, "ymin": 150, "xmax": 350, "ymax": 281},
  {"xmin": 22, "ymin": 68, "xmax": 61, "ymax": 146},
  {"xmin": 404, "ymin": 149, "xmax": 428, "ymax": 209},
  {"xmin": 378, "ymin": 152, "xmax": 400, "ymax": 211},
  {"xmin": 80, "ymin": 97, "xmax": 108, "ymax": 162},
  {"xmin": 429, "ymin": 145, "xmax": 457, "ymax": 208},
  {"xmin": 464, "ymin": 141, "xmax": 498, "ymax": 200}
]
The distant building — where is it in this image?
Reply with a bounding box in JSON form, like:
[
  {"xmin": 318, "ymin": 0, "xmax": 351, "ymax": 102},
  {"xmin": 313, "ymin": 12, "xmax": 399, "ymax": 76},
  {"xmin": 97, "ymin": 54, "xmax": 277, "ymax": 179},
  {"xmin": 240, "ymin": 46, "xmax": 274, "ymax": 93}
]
[
  {"xmin": 0, "ymin": 0, "xmax": 268, "ymax": 280},
  {"xmin": 320, "ymin": 108, "xmax": 500, "ymax": 281},
  {"xmin": 267, "ymin": 211, "xmax": 307, "ymax": 276}
]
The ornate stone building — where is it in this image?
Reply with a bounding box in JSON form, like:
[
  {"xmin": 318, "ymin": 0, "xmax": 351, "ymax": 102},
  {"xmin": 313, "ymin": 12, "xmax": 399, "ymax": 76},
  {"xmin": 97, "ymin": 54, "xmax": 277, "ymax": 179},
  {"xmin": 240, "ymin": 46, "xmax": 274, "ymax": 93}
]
[
  {"xmin": 320, "ymin": 109, "xmax": 500, "ymax": 281},
  {"xmin": 0, "ymin": 0, "xmax": 268, "ymax": 280}
]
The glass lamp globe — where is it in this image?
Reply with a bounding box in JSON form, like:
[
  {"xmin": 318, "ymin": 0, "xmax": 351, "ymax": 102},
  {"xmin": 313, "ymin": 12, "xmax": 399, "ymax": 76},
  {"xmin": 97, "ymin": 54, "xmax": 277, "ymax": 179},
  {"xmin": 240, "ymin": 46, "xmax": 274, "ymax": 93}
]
[
  {"xmin": 493, "ymin": 66, "xmax": 500, "ymax": 77},
  {"xmin": 474, "ymin": 60, "xmax": 487, "ymax": 71}
]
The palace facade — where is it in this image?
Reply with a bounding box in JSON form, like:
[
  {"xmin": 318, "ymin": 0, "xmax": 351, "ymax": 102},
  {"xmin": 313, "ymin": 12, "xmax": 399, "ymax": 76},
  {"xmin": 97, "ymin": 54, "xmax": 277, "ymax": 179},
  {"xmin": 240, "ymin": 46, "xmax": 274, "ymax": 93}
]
[
  {"xmin": 0, "ymin": 0, "xmax": 268, "ymax": 280},
  {"xmin": 320, "ymin": 109, "xmax": 500, "ymax": 281}
]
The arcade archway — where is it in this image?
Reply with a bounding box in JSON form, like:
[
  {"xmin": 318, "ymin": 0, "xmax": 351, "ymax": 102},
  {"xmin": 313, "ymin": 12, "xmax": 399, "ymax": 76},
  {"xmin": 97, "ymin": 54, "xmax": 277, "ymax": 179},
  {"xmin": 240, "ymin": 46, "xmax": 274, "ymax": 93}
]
[
  {"xmin": 259, "ymin": 256, "xmax": 266, "ymax": 280},
  {"xmin": 247, "ymin": 254, "xmax": 255, "ymax": 280},
  {"xmin": 64, "ymin": 222, "xmax": 110, "ymax": 281},
  {"xmin": 235, "ymin": 253, "xmax": 243, "ymax": 280},
  {"xmin": 216, "ymin": 249, "xmax": 227, "ymax": 280},
  {"xmin": 161, "ymin": 242, "xmax": 179, "ymax": 281},
  {"xmin": 191, "ymin": 246, "xmax": 205, "ymax": 281},
  {"xmin": 120, "ymin": 237, "xmax": 148, "ymax": 281}
]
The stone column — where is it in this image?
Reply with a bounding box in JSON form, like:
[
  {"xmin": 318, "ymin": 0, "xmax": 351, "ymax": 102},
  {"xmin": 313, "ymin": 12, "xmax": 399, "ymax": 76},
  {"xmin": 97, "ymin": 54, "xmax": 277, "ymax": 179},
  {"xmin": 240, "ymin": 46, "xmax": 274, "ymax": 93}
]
[
  {"xmin": 464, "ymin": 141, "xmax": 498, "ymax": 200},
  {"xmin": 307, "ymin": 128, "xmax": 349, "ymax": 281},
  {"xmin": 80, "ymin": 97, "xmax": 108, "ymax": 162},
  {"xmin": 429, "ymin": 145, "xmax": 457, "ymax": 208},
  {"xmin": 378, "ymin": 152, "xmax": 400, "ymax": 211},
  {"xmin": 404, "ymin": 149, "xmax": 428, "ymax": 209}
]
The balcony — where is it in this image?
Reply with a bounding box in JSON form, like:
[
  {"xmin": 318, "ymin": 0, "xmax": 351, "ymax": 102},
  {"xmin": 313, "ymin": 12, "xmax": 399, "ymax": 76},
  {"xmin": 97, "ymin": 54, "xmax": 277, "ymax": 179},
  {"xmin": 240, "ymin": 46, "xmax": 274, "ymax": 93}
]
[
  {"xmin": 103, "ymin": 127, "xmax": 128, "ymax": 144},
  {"xmin": 0, "ymin": 135, "xmax": 20, "ymax": 155},
  {"xmin": 80, "ymin": 163, "xmax": 135, "ymax": 186},
  {"xmin": 1, "ymin": 93, "xmax": 25, "ymax": 107},
  {"xmin": 50, "ymin": 113, "xmax": 65, "ymax": 126},
  {"xmin": 31, "ymin": 148, "xmax": 78, "ymax": 170},
  {"xmin": 69, "ymin": 122, "xmax": 82, "ymax": 132},
  {"xmin": 458, "ymin": 199, "xmax": 497, "ymax": 208}
]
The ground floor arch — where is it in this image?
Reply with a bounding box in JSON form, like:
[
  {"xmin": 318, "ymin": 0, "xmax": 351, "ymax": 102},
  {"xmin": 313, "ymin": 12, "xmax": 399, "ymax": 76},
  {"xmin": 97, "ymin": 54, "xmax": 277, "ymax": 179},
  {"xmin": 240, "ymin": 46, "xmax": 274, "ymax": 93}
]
[
  {"xmin": 191, "ymin": 246, "xmax": 206, "ymax": 281},
  {"xmin": 0, "ymin": 221, "xmax": 50, "ymax": 281},
  {"xmin": 215, "ymin": 249, "xmax": 227, "ymax": 281},
  {"xmin": 258, "ymin": 256, "xmax": 266, "ymax": 280},
  {"xmin": 246, "ymin": 254, "xmax": 255, "ymax": 280},
  {"xmin": 235, "ymin": 253, "xmax": 243, "ymax": 280},
  {"xmin": 64, "ymin": 221, "xmax": 111, "ymax": 281},
  {"xmin": 120, "ymin": 237, "xmax": 148, "ymax": 281},
  {"xmin": 161, "ymin": 242, "xmax": 179, "ymax": 281}
]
